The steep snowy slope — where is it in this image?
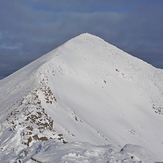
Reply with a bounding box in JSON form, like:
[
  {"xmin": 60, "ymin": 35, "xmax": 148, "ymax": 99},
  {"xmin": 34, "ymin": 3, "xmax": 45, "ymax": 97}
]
[{"xmin": 0, "ymin": 33, "xmax": 163, "ymax": 162}]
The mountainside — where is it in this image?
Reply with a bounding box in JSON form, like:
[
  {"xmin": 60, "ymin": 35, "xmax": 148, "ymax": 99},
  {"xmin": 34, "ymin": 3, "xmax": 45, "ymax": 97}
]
[{"xmin": 0, "ymin": 33, "xmax": 163, "ymax": 162}]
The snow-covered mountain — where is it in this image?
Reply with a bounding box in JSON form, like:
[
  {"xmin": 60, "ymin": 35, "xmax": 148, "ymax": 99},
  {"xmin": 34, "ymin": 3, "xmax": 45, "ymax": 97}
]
[{"xmin": 0, "ymin": 33, "xmax": 163, "ymax": 162}]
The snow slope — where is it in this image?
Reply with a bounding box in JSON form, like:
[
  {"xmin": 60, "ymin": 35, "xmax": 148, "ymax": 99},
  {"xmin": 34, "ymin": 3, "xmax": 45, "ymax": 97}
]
[{"xmin": 0, "ymin": 33, "xmax": 163, "ymax": 162}]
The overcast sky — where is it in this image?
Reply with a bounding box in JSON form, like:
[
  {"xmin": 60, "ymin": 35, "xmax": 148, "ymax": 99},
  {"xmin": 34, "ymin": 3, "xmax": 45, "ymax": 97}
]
[{"xmin": 0, "ymin": 0, "xmax": 163, "ymax": 79}]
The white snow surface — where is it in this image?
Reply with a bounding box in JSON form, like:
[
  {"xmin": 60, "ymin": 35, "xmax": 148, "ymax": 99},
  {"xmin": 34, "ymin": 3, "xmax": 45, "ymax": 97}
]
[{"xmin": 0, "ymin": 33, "xmax": 163, "ymax": 162}]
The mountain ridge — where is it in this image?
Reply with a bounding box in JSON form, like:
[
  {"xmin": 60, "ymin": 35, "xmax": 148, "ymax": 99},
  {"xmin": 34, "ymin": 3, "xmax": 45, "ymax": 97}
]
[{"xmin": 0, "ymin": 33, "xmax": 163, "ymax": 162}]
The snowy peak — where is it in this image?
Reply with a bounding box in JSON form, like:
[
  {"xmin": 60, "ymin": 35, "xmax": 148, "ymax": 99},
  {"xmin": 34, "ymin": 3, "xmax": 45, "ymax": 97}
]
[
  {"xmin": 70, "ymin": 32, "xmax": 105, "ymax": 41},
  {"xmin": 0, "ymin": 33, "xmax": 163, "ymax": 162}
]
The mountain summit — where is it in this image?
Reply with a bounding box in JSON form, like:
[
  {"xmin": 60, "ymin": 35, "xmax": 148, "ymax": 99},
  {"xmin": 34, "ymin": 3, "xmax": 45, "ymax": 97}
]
[{"xmin": 0, "ymin": 33, "xmax": 163, "ymax": 162}]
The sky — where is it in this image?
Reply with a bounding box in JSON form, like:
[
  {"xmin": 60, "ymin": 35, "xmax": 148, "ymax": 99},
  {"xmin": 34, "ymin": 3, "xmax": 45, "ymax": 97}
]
[{"xmin": 0, "ymin": 0, "xmax": 163, "ymax": 79}]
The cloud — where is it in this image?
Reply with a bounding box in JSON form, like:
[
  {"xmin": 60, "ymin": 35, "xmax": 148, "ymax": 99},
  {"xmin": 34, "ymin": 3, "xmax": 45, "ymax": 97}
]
[{"xmin": 0, "ymin": 0, "xmax": 163, "ymax": 79}]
